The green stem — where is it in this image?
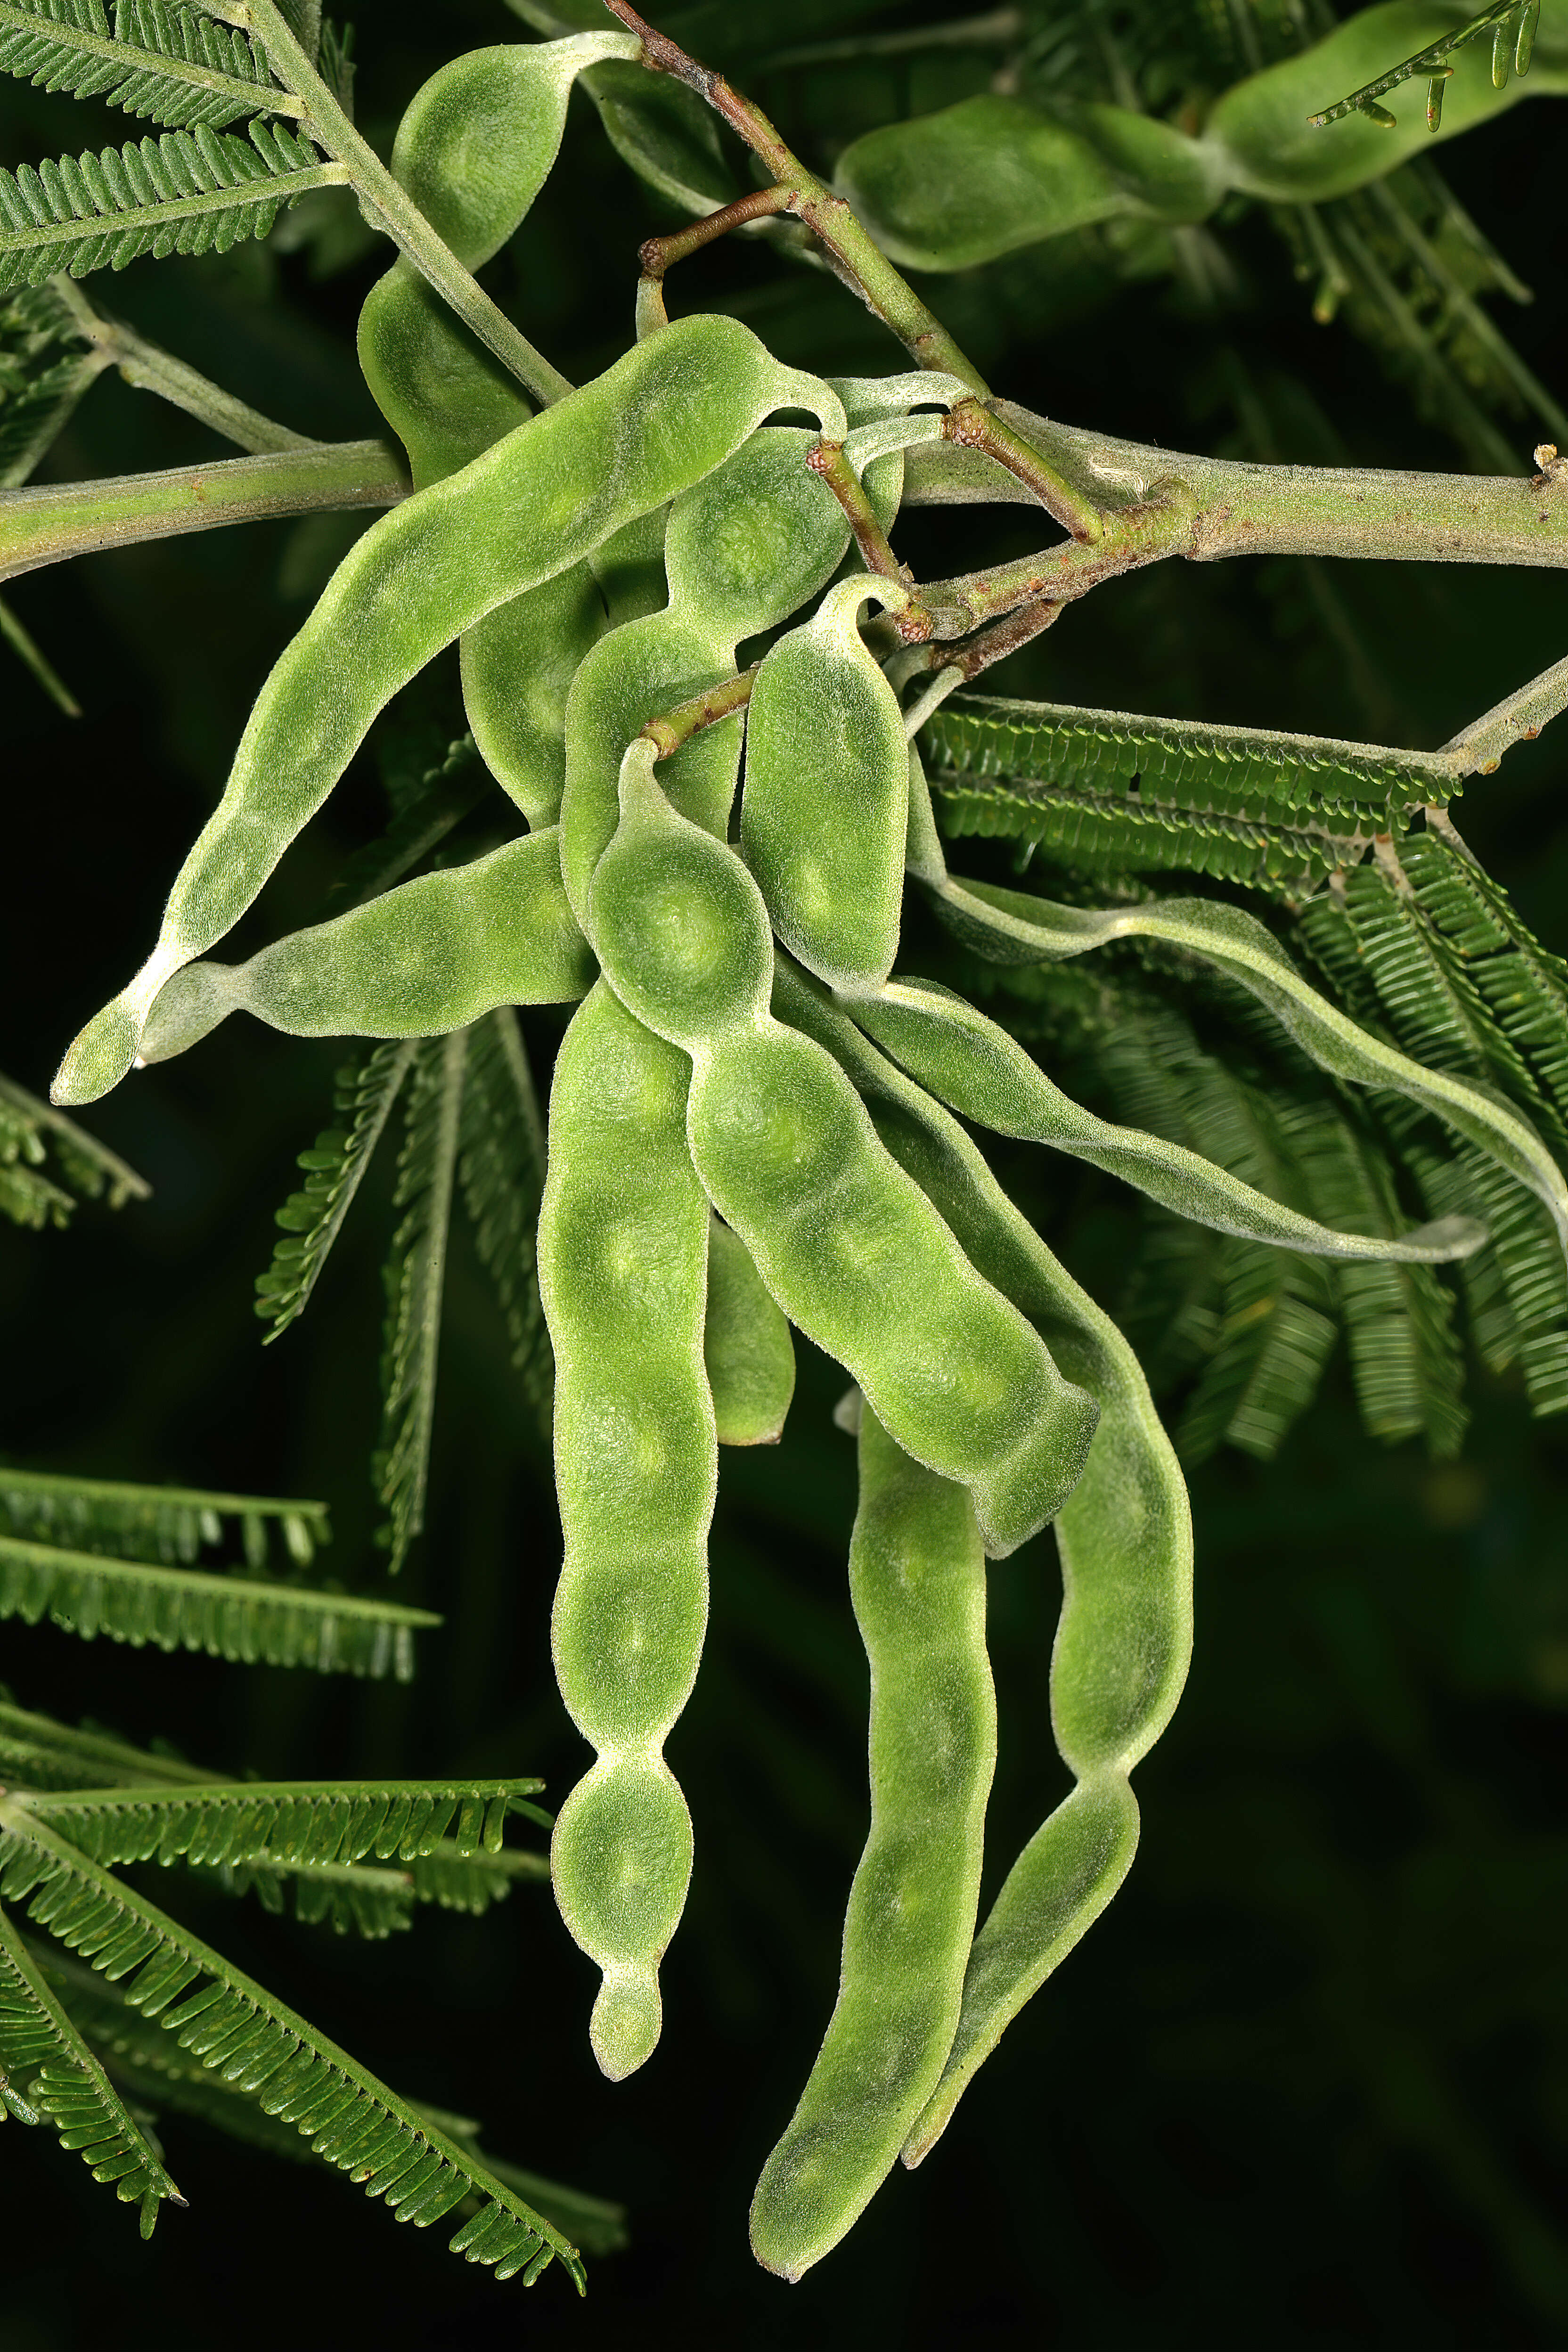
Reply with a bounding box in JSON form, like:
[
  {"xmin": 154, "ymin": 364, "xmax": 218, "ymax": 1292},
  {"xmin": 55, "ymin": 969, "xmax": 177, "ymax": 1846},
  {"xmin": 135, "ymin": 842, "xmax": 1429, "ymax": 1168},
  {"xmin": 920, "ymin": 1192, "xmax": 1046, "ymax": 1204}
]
[
  {"xmin": 919, "ymin": 485, "xmax": 1196, "ymax": 639},
  {"xmin": 1439, "ymin": 645, "xmax": 1568, "ymax": 771},
  {"xmin": 907, "ymin": 399, "xmax": 1568, "ymax": 568},
  {"xmin": 0, "ymin": 439, "xmax": 406, "ymax": 587},
  {"xmin": 942, "ymin": 398, "xmax": 1103, "ymax": 543},
  {"xmin": 50, "ymin": 279, "xmax": 312, "ymax": 456},
  {"xmin": 241, "ymin": 0, "xmax": 574, "ymax": 407},
  {"xmin": 601, "ymin": 0, "xmax": 989, "ymax": 392},
  {"xmin": 808, "ymin": 438, "xmax": 908, "ymax": 581},
  {"xmin": 642, "ymin": 665, "xmax": 760, "ymax": 756},
  {"xmin": 0, "ymin": 594, "xmax": 81, "ymax": 715}
]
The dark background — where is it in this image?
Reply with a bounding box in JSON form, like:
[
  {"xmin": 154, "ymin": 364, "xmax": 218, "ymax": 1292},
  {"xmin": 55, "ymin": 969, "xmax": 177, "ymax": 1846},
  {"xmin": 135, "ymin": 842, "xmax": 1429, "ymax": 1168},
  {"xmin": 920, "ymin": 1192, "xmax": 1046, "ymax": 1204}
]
[{"xmin": 4, "ymin": 4, "xmax": 1568, "ymax": 2343}]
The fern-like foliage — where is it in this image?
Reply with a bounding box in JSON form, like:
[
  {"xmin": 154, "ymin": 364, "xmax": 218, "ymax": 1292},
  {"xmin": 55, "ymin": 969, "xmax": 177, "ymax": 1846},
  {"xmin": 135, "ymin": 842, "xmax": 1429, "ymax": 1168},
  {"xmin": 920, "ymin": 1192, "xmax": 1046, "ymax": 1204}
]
[
  {"xmin": 0, "ymin": 1798, "xmax": 585, "ymax": 2286},
  {"xmin": 0, "ymin": 1465, "xmax": 328, "ymax": 1566},
  {"xmin": 30, "ymin": 1948, "xmax": 628, "ymax": 2252},
  {"xmin": 0, "ymin": 1535, "xmax": 439, "ymax": 1677},
  {"xmin": 0, "ymin": 1700, "xmax": 550, "ymax": 1932},
  {"xmin": 1295, "ymin": 836, "xmax": 1568, "ymax": 1415},
  {"xmin": 977, "ymin": 953, "xmax": 1470, "ymax": 1462},
  {"xmin": 0, "ymin": 120, "xmax": 344, "ymax": 292},
  {"xmin": 0, "ymin": 0, "xmax": 284, "ymax": 132},
  {"xmin": 258, "ymin": 1001, "xmax": 556, "ymax": 1560},
  {"xmin": 0, "ymin": 1694, "xmax": 212, "ymax": 1793},
  {"xmin": 22, "ymin": 1777, "xmax": 550, "ymax": 1873},
  {"xmin": 920, "ymin": 690, "xmax": 1454, "ymax": 892},
  {"xmin": 0, "ymin": 281, "xmax": 101, "ymax": 489},
  {"xmin": 0, "ymin": 1899, "xmax": 186, "ymax": 2231},
  {"xmin": 255, "ymin": 1039, "xmax": 416, "ymax": 1337},
  {"xmin": 376, "ymin": 1031, "xmax": 467, "ymax": 1573},
  {"xmin": 0, "ymin": 1069, "xmax": 148, "ymax": 1229},
  {"xmin": 459, "ymin": 1008, "xmax": 553, "ymax": 1444}
]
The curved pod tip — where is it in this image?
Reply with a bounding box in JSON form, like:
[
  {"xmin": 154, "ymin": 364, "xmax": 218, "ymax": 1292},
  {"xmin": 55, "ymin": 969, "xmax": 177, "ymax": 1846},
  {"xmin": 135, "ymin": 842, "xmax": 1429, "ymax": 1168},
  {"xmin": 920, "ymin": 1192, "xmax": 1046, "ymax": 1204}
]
[{"xmin": 50, "ymin": 995, "xmax": 141, "ymax": 1107}]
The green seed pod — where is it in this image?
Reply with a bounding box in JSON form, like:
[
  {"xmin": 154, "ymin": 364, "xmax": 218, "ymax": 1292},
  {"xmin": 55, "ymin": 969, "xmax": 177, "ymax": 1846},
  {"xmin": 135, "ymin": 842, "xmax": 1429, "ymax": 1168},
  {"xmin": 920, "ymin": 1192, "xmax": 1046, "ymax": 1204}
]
[
  {"xmin": 56, "ymin": 315, "xmax": 838, "ymax": 1107},
  {"xmin": 846, "ymin": 974, "xmax": 1485, "ymax": 1266},
  {"xmin": 560, "ymin": 425, "xmax": 854, "ymax": 928},
  {"xmin": 137, "ymin": 831, "xmax": 595, "ymax": 1063},
  {"xmin": 357, "ymin": 35, "xmax": 635, "ymax": 489},
  {"xmin": 834, "ymin": 94, "xmax": 1225, "ymax": 273},
  {"xmin": 356, "ymin": 37, "xmax": 636, "ymax": 822},
  {"xmin": 768, "ymin": 953, "xmax": 1191, "ymax": 2159},
  {"xmin": 460, "ymin": 564, "xmax": 609, "ymax": 830},
  {"xmin": 742, "ymin": 577, "xmax": 912, "ymax": 992},
  {"xmin": 593, "ymin": 743, "xmax": 1099, "ymax": 1556},
  {"xmin": 537, "ymin": 980, "xmax": 715, "ymax": 2081},
  {"xmin": 591, "ymin": 741, "xmax": 773, "ymax": 1038},
  {"xmin": 749, "ymin": 1406, "xmax": 995, "ymax": 2279},
  {"xmin": 703, "ymin": 1216, "xmax": 795, "ymax": 1447}
]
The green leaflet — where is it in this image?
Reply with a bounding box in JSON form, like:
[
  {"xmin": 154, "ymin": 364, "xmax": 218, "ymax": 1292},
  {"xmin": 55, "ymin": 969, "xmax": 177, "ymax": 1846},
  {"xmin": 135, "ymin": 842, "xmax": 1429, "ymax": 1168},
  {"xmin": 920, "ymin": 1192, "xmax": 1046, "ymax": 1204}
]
[
  {"xmin": 919, "ymin": 689, "xmax": 1457, "ymax": 892},
  {"xmin": 1306, "ymin": 1, "xmax": 1543, "ymax": 132},
  {"xmin": 376, "ymin": 1031, "xmax": 466, "ymax": 1573},
  {"xmin": 982, "ymin": 963, "xmax": 1472, "ymax": 1459},
  {"xmin": 1269, "ymin": 165, "xmax": 1568, "ymax": 469},
  {"xmin": 1294, "ymin": 835, "xmax": 1568, "ymax": 1412},
  {"xmin": 0, "ymin": 1800, "xmax": 585, "ymax": 2288},
  {"xmin": 0, "ymin": 1070, "xmax": 148, "ymax": 1231},
  {"xmin": 0, "ymin": 1704, "xmax": 550, "ymax": 1931},
  {"xmin": 0, "ymin": 283, "xmax": 103, "ymax": 490},
  {"xmin": 457, "ymin": 1009, "xmax": 553, "ymax": 1445},
  {"xmin": 0, "ymin": 0, "xmax": 284, "ymax": 133},
  {"xmin": 0, "ymin": 1467, "xmax": 327, "ymax": 1568},
  {"xmin": 256, "ymin": 1040, "xmax": 416, "ymax": 1339},
  {"xmin": 11, "ymin": 1777, "xmax": 550, "ymax": 1871},
  {"xmin": 0, "ymin": 1533, "xmax": 438, "ymax": 1677},
  {"xmin": 33, "ymin": 1949, "xmax": 628, "ymax": 2253},
  {"xmin": 0, "ymin": 1696, "xmax": 216, "ymax": 1793},
  {"xmin": 0, "ymin": 1900, "xmax": 184, "ymax": 2232},
  {"xmin": 0, "ymin": 122, "xmax": 345, "ymax": 292}
]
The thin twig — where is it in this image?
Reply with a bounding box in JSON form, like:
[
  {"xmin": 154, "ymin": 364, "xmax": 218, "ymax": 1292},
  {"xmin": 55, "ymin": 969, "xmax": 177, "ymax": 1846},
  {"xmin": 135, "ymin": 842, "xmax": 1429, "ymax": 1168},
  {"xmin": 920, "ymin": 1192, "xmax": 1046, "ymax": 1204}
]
[
  {"xmin": 808, "ymin": 440, "xmax": 909, "ymax": 583},
  {"xmin": 602, "ymin": 0, "xmax": 990, "ymax": 392},
  {"xmin": 943, "ymin": 399, "xmax": 1104, "ymax": 544},
  {"xmin": 642, "ymin": 665, "xmax": 760, "ymax": 757}
]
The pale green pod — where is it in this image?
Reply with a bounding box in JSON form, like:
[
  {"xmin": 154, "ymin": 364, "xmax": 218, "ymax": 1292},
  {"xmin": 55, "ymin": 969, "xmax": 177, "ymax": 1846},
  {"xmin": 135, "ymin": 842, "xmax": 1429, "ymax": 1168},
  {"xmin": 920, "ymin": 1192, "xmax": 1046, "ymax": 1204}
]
[
  {"xmin": 537, "ymin": 980, "xmax": 715, "ymax": 2080},
  {"xmin": 741, "ymin": 578, "xmax": 912, "ymax": 993},
  {"xmin": 54, "ymin": 317, "xmax": 841, "ymax": 1106},
  {"xmin": 560, "ymin": 425, "xmax": 854, "ymax": 928},
  {"xmin": 768, "ymin": 955, "xmax": 1192, "ymax": 2155},
  {"xmin": 460, "ymin": 564, "xmax": 609, "ymax": 831},
  {"xmin": 928, "ymin": 872, "xmax": 1568, "ymax": 1259},
  {"xmin": 846, "ymin": 976, "xmax": 1486, "ymax": 1266},
  {"xmin": 357, "ymin": 34, "xmax": 636, "ymax": 488},
  {"xmin": 592, "ymin": 508, "xmax": 670, "ymax": 629},
  {"xmin": 137, "ymin": 831, "xmax": 595, "ymax": 1062},
  {"xmin": 749, "ymin": 1407, "xmax": 994, "ymax": 2279},
  {"xmin": 561, "ymin": 610, "xmax": 752, "ymax": 929},
  {"xmin": 903, "ymin": 1780, "xmax": 1139, "ymax": 2166},
  {"xmin": 704, "ymin": 1217, "xmax": 795, "ymax": 1447},
  {"xmin": 356, "ymin": 38, "xmax": 631, "ymax": 825},
  {"xmin": 591, "ymin": 745, "xmax": 1100, "ymax": 1557},
  {"xmin": 834, "ymin": 94, "xmax": 1225, "ymax": 273}
]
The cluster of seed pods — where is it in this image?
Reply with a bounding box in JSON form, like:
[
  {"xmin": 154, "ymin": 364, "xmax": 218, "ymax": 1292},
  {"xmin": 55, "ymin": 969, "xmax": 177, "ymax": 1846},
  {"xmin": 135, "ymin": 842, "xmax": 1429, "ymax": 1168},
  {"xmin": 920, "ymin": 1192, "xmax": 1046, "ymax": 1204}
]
[{"xmin": 53, "ymin": 30, "xmax": 1529, "ymax": 2277}]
